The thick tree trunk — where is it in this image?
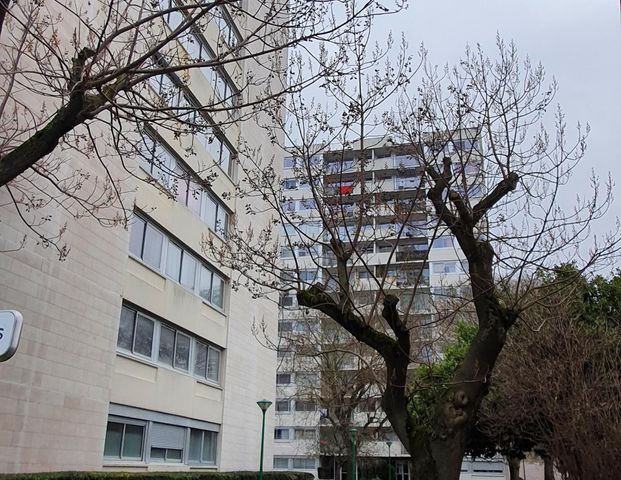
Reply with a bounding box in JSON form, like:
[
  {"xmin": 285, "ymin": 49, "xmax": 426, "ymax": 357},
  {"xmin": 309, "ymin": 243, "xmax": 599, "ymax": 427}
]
[
  {"xmin": 544, "ymin": 457, "xmax": 554, "ymax": 480},
  {"xmin": 508, "ymin": 456, "xmax": 521, "ymax": 480},
  {"xmin": 0, "ymin": 93, "xmax": 85, "ymax": 186}
]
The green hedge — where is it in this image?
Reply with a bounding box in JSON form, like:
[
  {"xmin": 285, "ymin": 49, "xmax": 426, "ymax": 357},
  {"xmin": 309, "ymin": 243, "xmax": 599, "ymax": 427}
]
[{"xmin": 0, "ymin": 472, "xmax": 314, "ymax": 480}]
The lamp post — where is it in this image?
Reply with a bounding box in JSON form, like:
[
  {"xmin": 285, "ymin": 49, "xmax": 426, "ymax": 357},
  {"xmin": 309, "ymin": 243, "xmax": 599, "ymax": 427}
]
[
  {"xmin": 257, "ymin": 399, "xmax": 272, "ymax": 480},
  {"xmin": 349, "ymin": 428, "xmax": 358, "ymax": 480},
  {"xmin": 385, "ymin": 441, "xmax": 392, "ymax": 480}
]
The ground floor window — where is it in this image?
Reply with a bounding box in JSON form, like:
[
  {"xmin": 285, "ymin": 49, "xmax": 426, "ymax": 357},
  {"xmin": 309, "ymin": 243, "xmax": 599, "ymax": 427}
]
[
  {"xmin": 273, "ymin": 456, "xmax": 317, "ymax": 470},
  {"xmin": 104, "ymin": 420, "xmax": 145, "ymax": 460},
  {"xmin": 103, "ymin": 406, "xmax": 219, "ymax": 466},
  {"xmin": 395, "ymin": 462, "xmax": 410, "ymax": 480}
]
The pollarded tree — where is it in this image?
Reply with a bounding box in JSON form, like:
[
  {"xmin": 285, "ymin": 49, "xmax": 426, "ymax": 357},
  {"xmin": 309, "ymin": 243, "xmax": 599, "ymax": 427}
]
[
  {"xmin": 207, "ymin": 30, "xmax": 619, "ymax": 480},
  {"xmin": 0, "ymin": 0, "xmax": 402, "ymax": 256}
]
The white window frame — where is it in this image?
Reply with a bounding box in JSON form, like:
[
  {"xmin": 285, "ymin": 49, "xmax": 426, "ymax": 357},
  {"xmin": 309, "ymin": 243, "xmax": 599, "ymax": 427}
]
[
  {"xmin": 274, "ymin": 427, "xmax": 291, "ymax": 442},
  {"xmin": 129, "ymin": 213, "xmax": 227, "ymax": 310},
  {"xmin": 117, "ymin": 305, "xmax": 223, "ymax": 386},
  {"xmin": 103, "ymin": 417, "xmax": 147, "ymax": 461},
  {"xmin": 275, "ymin": 399, "xmax": 292, "ymax": 413}
]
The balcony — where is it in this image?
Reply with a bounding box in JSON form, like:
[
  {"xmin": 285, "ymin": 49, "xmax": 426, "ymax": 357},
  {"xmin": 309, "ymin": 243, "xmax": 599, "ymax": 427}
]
[{"xmin": 395, "ymin": 250, "xmax": 427, "ymax": 262}]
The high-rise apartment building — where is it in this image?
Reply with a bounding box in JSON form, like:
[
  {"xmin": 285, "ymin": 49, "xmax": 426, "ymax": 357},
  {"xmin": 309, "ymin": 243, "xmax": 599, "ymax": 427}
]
[
  {"xmin": 0, "ymin": 2, "xmax": 279, "ymax": 473},
  {"xmin": 272, "ymin": 136, "xmax": 507, "ymax": 480}
]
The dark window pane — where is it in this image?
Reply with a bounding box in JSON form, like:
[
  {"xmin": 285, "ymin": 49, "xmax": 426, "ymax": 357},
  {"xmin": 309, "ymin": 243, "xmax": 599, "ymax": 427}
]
[
  {"xmin": 194, "ymin": 342, "xmax": 207, "ymax": 378},
  {"xmin": 158, "ymin": 325, "xmax": 175, "ymax": 366},
  {"xmin": 173, "ymin": 163, "xmax": 188, "ymax": 204},
  {"xmin": 189, "ymin": 429, "xmax": 202, "ymax": 462},
  {"xmin": 174, "ymin": 332, "xmax": 191, "ymax": 371},
  {"xmin": 207, "ymin": 347, "xmax": 220, "ymax": 382},
  {"xmin": 198, "ymin": 266, "xmax": 212, "ymax": 301},
  {"xmin": 103, "ymin": 422, "xmax": 123, "ymax": 458},
  {"xmin": 211, "ymin": 275, "xmax": 224, "ymax": 308},
  {"xmin": 134, "ymin": 314, "xmax": 154, "ymax": 357},
  {"xmin": 117, "ymin": 307, "xmax": 135, "ymax": 351},
  {"xmin": 129, "ymin": 217, "xmax": 146, "ymax": 257},
  {"xmin": 150, "ymin": 447, "xmax": 166, "ymax": 461},
  {"xmin": 167, "ymin": 449, "xmax": 183, "ymax": 462},
  {"xmin": 122, "ymin": 424, "xmax": 144, "ymax": 458}
]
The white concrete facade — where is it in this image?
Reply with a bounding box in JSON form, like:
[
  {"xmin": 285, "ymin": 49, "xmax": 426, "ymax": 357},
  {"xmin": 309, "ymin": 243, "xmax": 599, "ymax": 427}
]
[{"xmin": 0, "ymin": 0, "xmax": 280, "ymax": 473}]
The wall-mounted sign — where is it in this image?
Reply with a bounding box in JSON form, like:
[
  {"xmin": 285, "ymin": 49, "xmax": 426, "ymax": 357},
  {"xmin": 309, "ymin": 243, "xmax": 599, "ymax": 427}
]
[{"xmin": 0, "ymin": 310, "xmax": 23, "ymax": 362}]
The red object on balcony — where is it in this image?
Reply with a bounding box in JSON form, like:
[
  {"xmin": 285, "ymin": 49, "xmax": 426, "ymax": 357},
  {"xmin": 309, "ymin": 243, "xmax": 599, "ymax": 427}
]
[{"xmin": 339, "ymin": 185, "xmax": 353, "ymax": 195}]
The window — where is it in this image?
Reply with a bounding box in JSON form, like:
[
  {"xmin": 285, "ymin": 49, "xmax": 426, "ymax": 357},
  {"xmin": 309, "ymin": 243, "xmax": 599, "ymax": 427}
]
[
  {"xmin": 274, "ymin": 428, "xmax": 290, "ymax": 441},
  {"xmin": 117, "ymin": 307, "xmax": 155, "ymax": 358},
  {"xmin": 294, "ymin": 428, "xmax": 316, "ymax": 440},
  {"xmin": 147, "ymin": 67, "xmax": 236, "ymax": 177},
  {"xmin": 277, "ymin": 348, "xmax": 292, "ymax": 359},
  {"xmin": 292, "ymin": 457, "xmax": 316, "ymax": 469},
  {"xmin": 151, "ymin": 447, "xmax": 182, "ymax": 462},
  {"xmin": 395, "ymin": 176, "xmax": 421, "ymax": 190},
  {"xmin": 214, "ymin": 6, "xmax": 242, "ymax": 52},
  {"xmin": 394, "ymin": 155, "xmax": 419, "ymax": 168},
  {"xmin": 174, "ymin": 22, "xmax": 239, "ymax": 108},
  {"xmin": 188, "ymin": 429, "xmax": 217, "ymax": 464},
  {"xmin": 282, "ymin": 200, "xmax": 297, "ymax": 212},
  {"xmin": 130, "ymin": 213, "xmax": 227, "ymax": 309},
  {"xmin": 432, "ymin": 262, "xmax": 459, "ymax": 274},
  {"xmin": 199, "ymin": 265, "xmax": 226, "ymax": 307},
  {"xmin": 278, "ymin": 321, "xmax": 293, "ymax": 333},
  {"xmin": 296, "ymin": 373, "xmax": 319, "ymax": 385},
  {"xmin": 283, "ymin": 179, "xmax": 298, "ymax": 190},
  {"xmin": 149, "ymin": 423, "xmax": 186, "ymax": 463},
  {"xmin": 276, "ymin": 373, "xmax": 292, "ymax": 385},
  {"xmin": 295, "ymin": 400, "xmax": 316, "ymax": 412},
  {"xmin": 193, "ymin": 342, "xmax": 221, "ymax": 383},
  {"xmin": 104, "ymin": 410, "xmax": 219, "ymax": 466},
  {"xmin": 299, "ymin": 269, "xmax": 318, "ymax": 283},
  {"xmin": 118, "ymin": 305, "xmax": 223, "ymax": 383},
  {"xmin": 104, "ymin": 421, "xmax": 145, "ymax": 459},
  {"xmin": 275, "ymin": 400, "xmax": 291, "ymax": 413},
  {"xmin": 139, "ymin": 135, "xmax": 231, "ymax": 235},
  {"xmin": 273, "ymin": 457, "xmax": 290, "ymax": 469},
  {"xmin": 395, "ymin": 462, "xmax": 410, "ymax": 480},
  {"xmin": 202, "ymin": 193, "xmax": 230, "ymax": 237},
  {"xmin": 279, "ymin": 294, "xmax": 297, "ymax": 308},
  {"xmin": 431, "ymin": 236, "xmax": 453, "ymax": 249},
  {"xmin": 129, "ymin": 218, "xmax": 164, "ymax": 270},
  {"xmin": 283, "ymin": 157, "xmax": 301, "ymax": 169}
]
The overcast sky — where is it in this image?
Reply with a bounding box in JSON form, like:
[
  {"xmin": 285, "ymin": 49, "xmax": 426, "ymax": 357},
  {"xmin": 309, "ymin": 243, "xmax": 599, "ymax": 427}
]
[
  {"xmin": 398, "ymin": 0, "xmax": 620, "ymax": 177},
  {"xmin": 382, "ymin": 0, "xmax": 621, "ymax": 248}
]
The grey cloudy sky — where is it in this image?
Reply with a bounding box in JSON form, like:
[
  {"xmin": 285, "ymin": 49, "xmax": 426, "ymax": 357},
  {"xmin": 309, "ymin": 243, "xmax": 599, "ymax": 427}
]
[{"xmin": 395, "ymin": 0, "xmax": 621, "ymax": 189}]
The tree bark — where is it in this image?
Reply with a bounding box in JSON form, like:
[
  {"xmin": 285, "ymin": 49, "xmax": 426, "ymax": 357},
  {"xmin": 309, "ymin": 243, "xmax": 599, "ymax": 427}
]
[
  {"xmin": 508, "ymin": 456, "xmax": 521, "ymax": 480},
  {"xmin": 544, "ymin": 457, "xmax": 554, "ymax": 480},
  {"xmin": 0, "ymin": 48, "xmax": 126, "ymax": 187},
  {"xmin": 0, "ymin": 0, "xmax": 10, "ymax": 37}
]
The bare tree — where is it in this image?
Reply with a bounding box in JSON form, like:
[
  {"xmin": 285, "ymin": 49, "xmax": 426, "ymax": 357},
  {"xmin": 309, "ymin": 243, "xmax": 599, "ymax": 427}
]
[
  {"xmin": 261, "ymin": 301, "xmax": 387, "ymax": 476},
  {"xmin": 208, "ymin": 23, "xmax": 619, "ymax": 480},
  {"xmin": 0, "ymin": 0, "xmax": 403, "ymax": 256}
]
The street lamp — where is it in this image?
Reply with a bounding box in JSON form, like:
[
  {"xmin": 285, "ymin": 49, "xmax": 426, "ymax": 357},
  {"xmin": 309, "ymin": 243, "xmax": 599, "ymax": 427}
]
[
  {"xmin": 257, "ymin": 399, "xmax": 272, "ymax": 480},
  {"xmin": 349, "ymin": 427, "xmax": 358, "ymax": 480},
  {"xmin": 385, "ymin": 441, "xmax": 393, "ymax": 480}
]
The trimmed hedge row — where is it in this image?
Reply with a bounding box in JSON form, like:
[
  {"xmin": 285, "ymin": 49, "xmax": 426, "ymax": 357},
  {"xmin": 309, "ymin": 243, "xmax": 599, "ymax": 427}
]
[{"xmin": 0, "ymin": 472, "xmax": 314, "ymax": 480}]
